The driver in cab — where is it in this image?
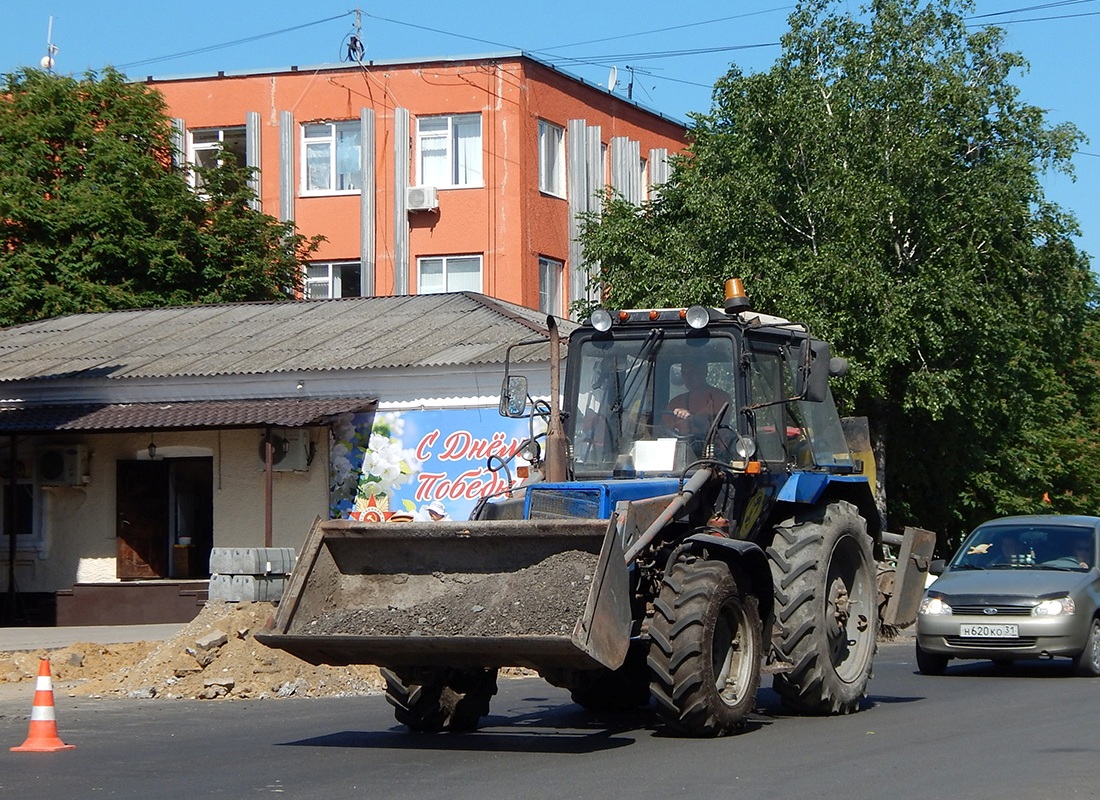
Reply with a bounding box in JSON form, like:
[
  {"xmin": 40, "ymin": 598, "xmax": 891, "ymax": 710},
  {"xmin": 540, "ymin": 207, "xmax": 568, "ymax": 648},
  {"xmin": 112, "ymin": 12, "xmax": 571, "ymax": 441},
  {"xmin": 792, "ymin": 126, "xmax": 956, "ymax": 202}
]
[{"xmin": 662, "ymin": 361, "xmax": 730, "ymax": 438}]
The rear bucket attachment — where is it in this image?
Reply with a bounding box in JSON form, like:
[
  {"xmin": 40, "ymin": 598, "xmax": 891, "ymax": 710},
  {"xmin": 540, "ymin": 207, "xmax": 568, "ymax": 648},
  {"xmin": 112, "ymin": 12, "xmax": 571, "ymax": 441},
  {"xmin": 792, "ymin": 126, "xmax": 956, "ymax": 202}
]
[{"xmin": 257, "ymin": 516, "xmax": 632, "ymax": 674}]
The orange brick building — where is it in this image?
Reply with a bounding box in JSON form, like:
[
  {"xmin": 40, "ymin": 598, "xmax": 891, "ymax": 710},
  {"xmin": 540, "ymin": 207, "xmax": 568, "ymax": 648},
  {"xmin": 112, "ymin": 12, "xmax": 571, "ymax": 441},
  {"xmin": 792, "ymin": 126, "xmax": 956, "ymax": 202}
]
[{"xmin": 148, "ymin": 52, "xmax": 688, "ymax": 315}]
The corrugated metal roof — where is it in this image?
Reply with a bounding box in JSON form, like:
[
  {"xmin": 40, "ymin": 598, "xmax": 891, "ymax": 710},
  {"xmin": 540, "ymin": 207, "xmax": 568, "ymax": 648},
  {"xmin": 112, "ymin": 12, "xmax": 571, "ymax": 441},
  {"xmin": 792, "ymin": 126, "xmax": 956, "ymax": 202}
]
[
  {"xmin": 0, "ymin": 397, "xmax": 378, "ymax": 434},
  {"xmin": 0, "ymin": 293, "xmax": 571, "ymax": 383}
]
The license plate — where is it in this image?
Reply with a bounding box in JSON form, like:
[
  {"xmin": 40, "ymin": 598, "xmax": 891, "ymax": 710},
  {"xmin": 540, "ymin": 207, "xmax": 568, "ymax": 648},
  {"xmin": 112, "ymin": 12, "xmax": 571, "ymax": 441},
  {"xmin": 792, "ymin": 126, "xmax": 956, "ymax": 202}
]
[{"xmin": 960, "ymin": 623, "xmax": 1019, "ymax": 638}]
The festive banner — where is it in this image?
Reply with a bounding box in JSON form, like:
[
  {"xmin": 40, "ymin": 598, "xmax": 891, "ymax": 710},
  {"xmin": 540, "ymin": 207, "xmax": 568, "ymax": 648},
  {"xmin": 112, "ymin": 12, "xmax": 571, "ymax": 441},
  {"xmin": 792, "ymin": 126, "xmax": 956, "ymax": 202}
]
[{"xmin": 329, "ymin": 407, "xmax": 539, "ymax": 522}]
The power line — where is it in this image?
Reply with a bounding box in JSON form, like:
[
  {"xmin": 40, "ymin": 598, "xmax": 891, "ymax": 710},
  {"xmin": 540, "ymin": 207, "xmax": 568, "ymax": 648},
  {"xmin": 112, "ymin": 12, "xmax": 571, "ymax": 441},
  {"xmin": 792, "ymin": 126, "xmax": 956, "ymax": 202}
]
[
  {"xmin": 534, "ymin": 7, "xmax": 795, "ymax": 52},
  {"xmin": 362, "ymin": 12, "xmax": 519, "ymax": 52},
  {"xmin": 547, "ymin": 42, "xmax": 778, "ymax": 66},
  {"xmin": 973, "ymin": 9, "xmax": 1100, "ymax": 24},
  {"xmin": 969, "ymin": 0, "xmax": 1097, "ymax": 19},
  {"xmin": 117, "ymin": 12, "xmax": 350, "ymax": 70}
]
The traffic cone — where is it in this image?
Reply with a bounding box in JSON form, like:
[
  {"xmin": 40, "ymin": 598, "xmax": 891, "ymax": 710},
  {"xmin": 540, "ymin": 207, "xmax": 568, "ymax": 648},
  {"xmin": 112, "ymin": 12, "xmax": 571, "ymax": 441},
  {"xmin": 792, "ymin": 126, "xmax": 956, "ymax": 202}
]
[{"xmin": 10, "ymin": 658, "xmax": 75, "ymax": 752}]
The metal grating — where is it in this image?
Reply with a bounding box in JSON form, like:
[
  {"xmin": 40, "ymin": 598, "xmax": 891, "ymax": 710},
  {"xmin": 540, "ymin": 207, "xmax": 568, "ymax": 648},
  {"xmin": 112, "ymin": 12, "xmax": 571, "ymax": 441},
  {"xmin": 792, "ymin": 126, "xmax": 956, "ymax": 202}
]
[
  {"xmin": 944, "ymin": 636, "xmax": 1038, "ymax": 649},
  {"xmin": 528, "ymin": 488, "xmax": 602, "ymax": 520},
  {"xmin": 951, "ymin": 604, "xmax": 1034, "ymax": 617}
]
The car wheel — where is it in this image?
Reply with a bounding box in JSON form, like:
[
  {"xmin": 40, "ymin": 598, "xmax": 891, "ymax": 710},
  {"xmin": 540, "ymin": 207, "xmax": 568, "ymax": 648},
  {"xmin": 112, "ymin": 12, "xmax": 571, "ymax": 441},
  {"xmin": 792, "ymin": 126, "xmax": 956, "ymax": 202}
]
[
  {"xmin": 915, "ymin": 641, "xmax": 949, "ymax": 676},
  {"xmin": 1073, "ymin": 618, "xmax": 1100, "ymax": 677}
]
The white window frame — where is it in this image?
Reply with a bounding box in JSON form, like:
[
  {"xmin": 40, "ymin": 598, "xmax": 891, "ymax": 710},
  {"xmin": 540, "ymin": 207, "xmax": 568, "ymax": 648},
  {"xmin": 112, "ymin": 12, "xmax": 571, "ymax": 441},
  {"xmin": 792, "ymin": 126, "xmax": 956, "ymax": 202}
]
[
  {"xmin": 301, "ymin": 121, "xmax": 362, "ymax": 195},
  {"xmin": 538, "ymin": 256, "xmax": 564, "ymax": 317},
  {"xmin": 304, "ymin": 260, "xmax": 363, "ymax": 299},
  {"xmin": 415, "ymin": 114, "xmax": 483, "ymax": 189},
  {"xmin": 188, "ymin": 126, "xmax": 246, "ymax": 191},
  {"xmin": 538, "ymin": 120, "xmax": 566, "ymax": 198},
  {"xmin": 417, "ymin": 255, "xmax": 483, "ymax": 294}
]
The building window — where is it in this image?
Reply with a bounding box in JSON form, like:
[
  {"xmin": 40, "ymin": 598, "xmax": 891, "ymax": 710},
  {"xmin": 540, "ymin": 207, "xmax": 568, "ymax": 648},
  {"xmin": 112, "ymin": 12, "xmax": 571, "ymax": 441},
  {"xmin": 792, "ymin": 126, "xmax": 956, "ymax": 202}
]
[
  {"xmin": 417, "ymin": 255, "xmax": 482, "ymax": 294},
  {"xmin": 539, "ymin": 256, "xmax": 564, "ymax": 316},
  {"xmin": 0, "ymin": 462, "xmax": 34, "ymax": 553},
  {"xmin": 416, "ymin": 114, "xmax": 482, "ymax": 188},
  {"xmin": 538, "ymin": 120, "xmax": 565, "ymax": 197},
  {"xmin": 302, "ymin": 121, "xmax": 361, "ymax": 194},
  {"xmin": 189, "ymin": 127, "xmax": 246, "ymax": 191},
  {"xmin": 304, "ymin": 261, "xmax": 362, "ymax": 299}
]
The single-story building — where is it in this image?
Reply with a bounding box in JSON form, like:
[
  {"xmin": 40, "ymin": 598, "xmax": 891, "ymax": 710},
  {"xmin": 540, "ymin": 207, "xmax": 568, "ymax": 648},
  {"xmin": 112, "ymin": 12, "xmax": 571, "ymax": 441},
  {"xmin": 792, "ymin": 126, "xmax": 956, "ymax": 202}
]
[{"xmin": 0, "ymin": 292, "xmax": 568, "ymax": 626}]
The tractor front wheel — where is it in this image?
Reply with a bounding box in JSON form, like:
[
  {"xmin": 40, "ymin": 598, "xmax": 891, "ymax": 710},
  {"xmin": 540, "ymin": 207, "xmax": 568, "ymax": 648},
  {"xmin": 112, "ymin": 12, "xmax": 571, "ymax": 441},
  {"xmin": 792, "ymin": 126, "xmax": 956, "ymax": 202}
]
[{"xmin": 647, "ymin": 556, "xmax": 762, "ymax": 736}]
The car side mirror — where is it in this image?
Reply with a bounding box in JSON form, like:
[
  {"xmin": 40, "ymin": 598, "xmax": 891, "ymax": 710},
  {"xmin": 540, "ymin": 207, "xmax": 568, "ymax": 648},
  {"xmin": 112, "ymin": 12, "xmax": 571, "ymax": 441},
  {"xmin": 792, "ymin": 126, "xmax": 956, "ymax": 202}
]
[
  {"xmin": 499, "ymin": 375, "xmax": 529, "ymax": 418},
  {"xmin": 930, "ymin": 559, "xmax": 946, "ymax": 576}
]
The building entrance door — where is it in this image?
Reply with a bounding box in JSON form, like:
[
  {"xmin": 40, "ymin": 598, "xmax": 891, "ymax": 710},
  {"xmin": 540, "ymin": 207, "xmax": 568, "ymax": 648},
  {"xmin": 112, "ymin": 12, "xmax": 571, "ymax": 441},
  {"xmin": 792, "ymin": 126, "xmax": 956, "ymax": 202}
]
[{"xmin": 116, "ymin": 458, "xmax": 213, "ymax": 579}]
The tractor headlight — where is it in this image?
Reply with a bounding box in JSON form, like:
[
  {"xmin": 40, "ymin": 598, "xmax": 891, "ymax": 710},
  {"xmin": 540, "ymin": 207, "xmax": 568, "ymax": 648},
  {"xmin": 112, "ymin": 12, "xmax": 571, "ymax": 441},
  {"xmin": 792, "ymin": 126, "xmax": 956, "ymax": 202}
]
[
  {"xmin": 590, "ymin": 309, "xmax": 613, "ymax": 332},
  {"xmin": 685, "ymin": 305, "xmax": 711, "ymax": 330},
  {"xmin": 734, "ymin": 436, "xmax": 756, "ymax": 459}
]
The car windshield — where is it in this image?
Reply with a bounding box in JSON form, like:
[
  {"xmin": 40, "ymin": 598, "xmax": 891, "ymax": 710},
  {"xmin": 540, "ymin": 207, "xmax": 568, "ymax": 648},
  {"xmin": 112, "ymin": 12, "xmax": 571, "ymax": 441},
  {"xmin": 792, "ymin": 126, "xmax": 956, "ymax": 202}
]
[{"xmin": 949, "ymin": 523, "xmax": 1096, "ymax": 571}]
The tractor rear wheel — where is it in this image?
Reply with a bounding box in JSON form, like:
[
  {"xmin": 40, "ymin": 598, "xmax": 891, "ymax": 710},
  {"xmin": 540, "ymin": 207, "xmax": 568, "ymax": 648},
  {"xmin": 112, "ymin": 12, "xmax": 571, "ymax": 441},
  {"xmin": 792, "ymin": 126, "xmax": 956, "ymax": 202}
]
[
  {"xmin": 768, "ymin": 500, "xmax": 877, "ymax": 714},
  {"xmin": 383, "ymin": 667, "xmax": 499, "ymax": 732},
  {"xmin": 647, "ymin": 556, "xmax": 762, "ymax": 736}
]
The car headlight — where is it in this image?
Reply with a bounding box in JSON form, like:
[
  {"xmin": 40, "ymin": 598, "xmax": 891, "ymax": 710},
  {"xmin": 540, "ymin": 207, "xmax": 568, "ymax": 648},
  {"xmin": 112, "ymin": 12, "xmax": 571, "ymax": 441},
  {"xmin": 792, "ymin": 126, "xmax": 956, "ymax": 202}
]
[
  {"xmin": 1033, "ymin": 596, "xmax": 1076, "ymax": 616},
  {"xmin": 919, "ymin": 596, "xmax": 953, "ymax": 616}
]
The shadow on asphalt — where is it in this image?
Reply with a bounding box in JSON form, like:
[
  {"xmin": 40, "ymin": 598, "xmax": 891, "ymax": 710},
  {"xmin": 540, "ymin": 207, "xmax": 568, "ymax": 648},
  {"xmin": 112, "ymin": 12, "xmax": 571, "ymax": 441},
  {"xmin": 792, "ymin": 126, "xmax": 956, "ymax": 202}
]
[
  {"xmin": 916, "ymin": 658, "xmax": 1078, "ymax": 680},
  {"xmin": 280, "ymin": 691, "xmax": 780, "ymax": 751}
]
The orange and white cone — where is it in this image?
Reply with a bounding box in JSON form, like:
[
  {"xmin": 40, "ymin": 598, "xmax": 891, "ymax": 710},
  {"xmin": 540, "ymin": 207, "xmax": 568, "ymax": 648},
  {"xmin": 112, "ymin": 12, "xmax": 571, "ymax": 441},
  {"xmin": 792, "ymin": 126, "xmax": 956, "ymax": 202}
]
[{"xmin": 10, "ymin": 658, "xmax": 75, "ymax": 752}]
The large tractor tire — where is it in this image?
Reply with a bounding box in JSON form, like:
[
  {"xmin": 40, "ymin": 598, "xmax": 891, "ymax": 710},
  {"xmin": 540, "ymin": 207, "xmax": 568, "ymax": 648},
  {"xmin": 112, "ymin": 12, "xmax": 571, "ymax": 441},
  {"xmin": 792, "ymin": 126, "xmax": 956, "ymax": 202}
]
[
  {"xmin": 768, "ymin": 500, "xmax": 877, "ymax": 715},
  {"xmin": 647, "ymin": 556, "xmax": 762, "ymax": 737},
  {"xmin": 383, "ymin": 667, "xmax": 499, "ymax": 732}
]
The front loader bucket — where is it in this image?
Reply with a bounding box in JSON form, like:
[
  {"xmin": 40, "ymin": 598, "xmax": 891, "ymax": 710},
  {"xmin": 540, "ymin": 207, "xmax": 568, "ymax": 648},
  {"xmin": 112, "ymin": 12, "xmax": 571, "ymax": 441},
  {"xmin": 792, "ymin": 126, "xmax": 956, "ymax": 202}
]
[{"xmin": 257, "ymin": 516, "xmax": 631, "ymax": 673}]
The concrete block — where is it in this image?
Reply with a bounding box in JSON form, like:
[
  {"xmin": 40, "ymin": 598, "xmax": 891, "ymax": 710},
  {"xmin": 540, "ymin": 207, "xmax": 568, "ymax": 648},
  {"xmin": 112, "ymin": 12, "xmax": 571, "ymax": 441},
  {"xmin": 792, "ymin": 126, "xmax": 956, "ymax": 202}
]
[
  {"xmin": 209, "ymin": 547, "xmax": 296, "ymax": 576},
  {"xmin": 229, "ymin": 574, "xmax": 288, "ymax": 603},
  {"xmin": 207, "ymin": 574, "xmax": 237, "ymax": 601}
]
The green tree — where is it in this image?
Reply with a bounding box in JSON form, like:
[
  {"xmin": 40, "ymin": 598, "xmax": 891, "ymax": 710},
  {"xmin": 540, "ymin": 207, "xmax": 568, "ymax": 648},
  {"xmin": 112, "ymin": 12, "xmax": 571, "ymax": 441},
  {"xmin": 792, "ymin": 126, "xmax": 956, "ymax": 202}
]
[
  {"xmin": 580, "ymin": 0, "xmax": 1098, "ymax": 545},
  {"xmin": 0, "ymin": 67, "xmax": 322, "ymax": 326}
]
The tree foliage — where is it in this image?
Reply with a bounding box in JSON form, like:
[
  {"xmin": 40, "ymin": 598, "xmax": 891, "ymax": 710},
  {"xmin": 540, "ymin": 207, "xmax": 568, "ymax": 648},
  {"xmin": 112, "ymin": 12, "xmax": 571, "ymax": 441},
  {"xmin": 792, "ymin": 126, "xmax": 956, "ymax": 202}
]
[
  {"xmin": 0, "ymin": 67, "xmax": 322, "ymax": 327},
  {"xmin": 580, "ymin": 0, "xmax": 1099, "ymax": 544}
]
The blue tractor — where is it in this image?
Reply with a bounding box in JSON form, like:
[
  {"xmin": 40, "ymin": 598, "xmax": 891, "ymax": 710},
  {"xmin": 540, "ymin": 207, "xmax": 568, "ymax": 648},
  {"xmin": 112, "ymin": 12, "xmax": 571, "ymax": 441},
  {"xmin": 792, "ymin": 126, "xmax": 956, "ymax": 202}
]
[{"xmin": 260, "ymin": 279, "xmax": 920, "ymax": 737}]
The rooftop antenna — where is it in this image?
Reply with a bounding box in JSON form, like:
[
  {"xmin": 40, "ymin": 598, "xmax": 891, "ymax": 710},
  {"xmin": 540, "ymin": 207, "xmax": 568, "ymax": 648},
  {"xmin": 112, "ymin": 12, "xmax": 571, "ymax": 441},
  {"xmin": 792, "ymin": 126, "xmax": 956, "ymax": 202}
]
[
  {"xmin": 625, "ymin": 65, "xmax": 635, "ymax": 100},
  {"xmin": 41, "ymin": 16, "xmax": 58, "ymax": 73}
]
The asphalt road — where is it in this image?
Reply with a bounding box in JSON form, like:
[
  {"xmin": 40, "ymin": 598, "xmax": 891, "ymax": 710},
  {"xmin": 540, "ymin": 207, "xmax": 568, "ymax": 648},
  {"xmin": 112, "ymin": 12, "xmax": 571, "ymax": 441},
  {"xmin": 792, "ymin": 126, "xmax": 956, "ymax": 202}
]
[{"xmin": 1, "ymin": 636, "xmax": 1096, "ymax": 800}]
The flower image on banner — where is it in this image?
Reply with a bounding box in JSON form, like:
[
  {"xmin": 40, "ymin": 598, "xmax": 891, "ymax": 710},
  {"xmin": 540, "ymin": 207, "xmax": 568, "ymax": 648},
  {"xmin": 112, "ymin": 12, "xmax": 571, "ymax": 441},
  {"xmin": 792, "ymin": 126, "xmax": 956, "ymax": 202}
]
[
  {"xmin": 330, "ymin": 407, "xmax": 536, "ymax": 522},
  {"xmin": 352, "ymin": 412, "xmax": 421, "ymax": 520}
]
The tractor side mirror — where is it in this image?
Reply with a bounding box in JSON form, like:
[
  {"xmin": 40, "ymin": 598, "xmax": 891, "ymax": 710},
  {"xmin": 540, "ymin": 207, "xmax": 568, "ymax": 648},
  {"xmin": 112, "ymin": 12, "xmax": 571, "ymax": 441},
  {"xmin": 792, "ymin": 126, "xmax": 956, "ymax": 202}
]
[
  {"xmin": 499, "ymin": 375, "xmax": 529, "ymax": 418},
  {"xmin": 794, "ymin": 339, "xmax": 831, "ymax": 403}
]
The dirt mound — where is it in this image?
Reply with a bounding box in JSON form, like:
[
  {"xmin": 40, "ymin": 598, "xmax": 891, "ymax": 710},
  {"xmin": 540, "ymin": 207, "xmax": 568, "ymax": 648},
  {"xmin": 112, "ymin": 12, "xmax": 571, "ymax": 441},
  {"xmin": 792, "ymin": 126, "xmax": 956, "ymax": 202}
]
[
  {"xmin": 0, "ymin": 602, "xmax": 386, "ymax": 701},
  {"xmin": 310, "ymin": 549, "xmax": 599, "ymax": 637}
]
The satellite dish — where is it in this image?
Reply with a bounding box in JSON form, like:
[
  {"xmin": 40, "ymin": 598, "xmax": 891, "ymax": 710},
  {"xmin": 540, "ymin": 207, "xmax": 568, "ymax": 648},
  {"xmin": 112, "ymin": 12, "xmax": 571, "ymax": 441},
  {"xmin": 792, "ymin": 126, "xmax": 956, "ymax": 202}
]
[{"xmin": 607, "ymin": 66, "xmax": 618, "ymax": 93}]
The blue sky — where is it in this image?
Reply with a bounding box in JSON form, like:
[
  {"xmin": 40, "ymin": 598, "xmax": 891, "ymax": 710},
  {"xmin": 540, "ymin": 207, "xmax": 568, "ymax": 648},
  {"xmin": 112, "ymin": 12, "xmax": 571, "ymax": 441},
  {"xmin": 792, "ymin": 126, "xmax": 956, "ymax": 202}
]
[{"xmin": 4, "ymin": 1, "xmax": 1098, "ymax": 265}]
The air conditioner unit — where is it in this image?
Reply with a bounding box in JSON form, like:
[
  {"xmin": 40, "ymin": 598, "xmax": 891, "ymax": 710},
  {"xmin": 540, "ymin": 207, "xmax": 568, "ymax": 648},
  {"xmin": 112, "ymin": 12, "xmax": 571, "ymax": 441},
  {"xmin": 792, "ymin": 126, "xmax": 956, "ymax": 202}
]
[
  {"xmin": 406, "ymin": 185, "xmax": 439, "ymax": 212},
  {"xmin": 36, "ymin": 445, "xmax": 89, "ymax": 486},
  {"xmin": 258, "ymin": 429, "xmax": 311, "ymax": 472}
]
